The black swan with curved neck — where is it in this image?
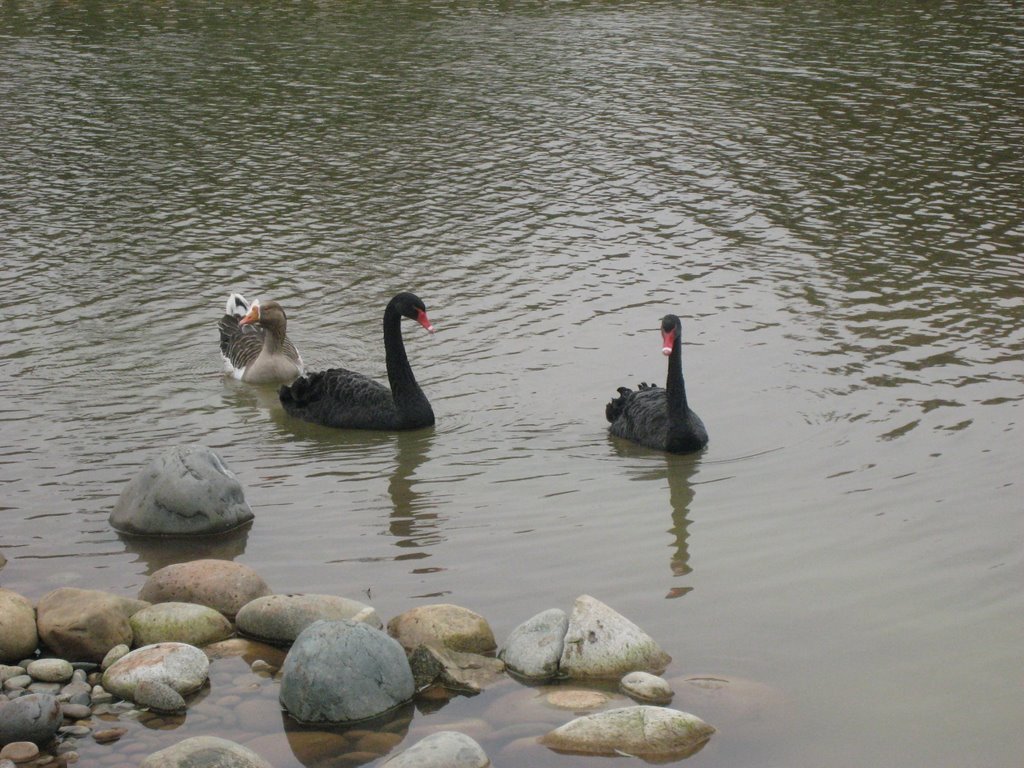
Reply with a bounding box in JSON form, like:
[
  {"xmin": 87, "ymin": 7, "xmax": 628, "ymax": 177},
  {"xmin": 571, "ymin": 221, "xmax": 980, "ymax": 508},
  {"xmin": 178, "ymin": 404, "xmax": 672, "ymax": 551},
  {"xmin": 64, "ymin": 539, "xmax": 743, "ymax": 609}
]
[
  {"xmin": 606, "ymin": 314, "xmax": 708, "ymax": 454},
  {"xmin": 278, "ymin": 292, "xmax": 435, "ymax": 430}
]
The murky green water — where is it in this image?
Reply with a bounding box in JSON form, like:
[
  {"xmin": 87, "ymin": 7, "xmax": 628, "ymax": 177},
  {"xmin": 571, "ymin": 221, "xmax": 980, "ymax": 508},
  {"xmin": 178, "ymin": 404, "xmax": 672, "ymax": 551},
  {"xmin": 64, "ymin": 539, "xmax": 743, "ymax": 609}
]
[{"xmin": 1, "ymin": 1, "xmax": 1021, "ymax": 766}]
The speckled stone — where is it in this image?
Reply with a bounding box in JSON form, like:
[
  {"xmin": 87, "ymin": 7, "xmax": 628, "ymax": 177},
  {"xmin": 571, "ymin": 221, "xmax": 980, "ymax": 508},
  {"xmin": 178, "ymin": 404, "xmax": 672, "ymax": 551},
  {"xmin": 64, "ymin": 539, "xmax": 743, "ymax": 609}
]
[{"xmin": 26, "ymin": 659, "xmax": 73, "ymax": 684}]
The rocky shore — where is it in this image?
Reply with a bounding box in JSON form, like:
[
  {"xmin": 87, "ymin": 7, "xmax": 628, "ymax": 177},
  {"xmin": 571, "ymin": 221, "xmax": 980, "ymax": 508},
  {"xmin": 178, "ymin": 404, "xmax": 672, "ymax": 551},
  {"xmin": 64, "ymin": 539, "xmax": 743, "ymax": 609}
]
[
  {"xmin": 1, "ymin": 568, "xmax": 719, "ymax": 767},
  {"xmin": 1, "ymin": 446, "xmax": 772, "ymax": 766}
]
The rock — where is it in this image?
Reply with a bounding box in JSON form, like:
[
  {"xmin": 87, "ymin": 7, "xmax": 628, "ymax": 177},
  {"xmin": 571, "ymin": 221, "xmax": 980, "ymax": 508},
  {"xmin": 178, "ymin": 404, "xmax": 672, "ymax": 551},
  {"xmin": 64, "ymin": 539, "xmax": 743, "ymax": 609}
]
[
  {"xmin": 0, "ymin": 592, "xmax": 37, "ymax": 665},
  {"xmin": 408, "ymin": 645, "xmax": 504, "ymax": 694},
  {"xmin": 202, "ymin": 638, "xmax": 287, "ymax": 669},
  {"xmin": 138, "ymin": 559, "xmax": 271, "ymax": 620},
  {"xmin": 0, "ymin": 693, "xmax": 62, "ymax": 746},
  {"xmin": 620, "ymin": 671, "xmax": 673, "ymax": 704},
  {"xmin": 100, "ymin": 644, "xmax": 130, "ymax": 671},
  {"xmin": 279, "ymin": 620, "xmax": 414, "ymax": 724},
  {"xmin": 36, "ymin": 588, "xmax": 148, "ymax": 663},
  {"xmin": 93, "ymin": 727, "xmax": 127, "ymax": 744},
  {"xmin": 25, "ymin": 660, "xmax": 72, "ymax": 684},
  {"xmin": 540, "ymin": 705, "xmax": 714, "ymax": 758},
  {"xmin": 381, "ymin": 731, "xmax": 489, "ymax": 768},
  {"xmin": 544, "ymin": 688, "xmax": 611, "ymax": 710},
  {"xmin": 109, "ymin": 445, "xmax": 254, "ymax": 536},
  {"xmin": 59, "ymin": 703, "xmax": 91, "ymax": 720},
  {"xmin": 387, "ymin": 604, "xmax": 496, "ymax": 654},
  {"xmin": 2, "ymin": 676, "xmax": 30, "ymax": 691},
  {"xmin": 139, "ymin": 736, "xmax": 272, "ymax": 768},
  {"xmin": 101, "ymin": 643, "xmax": 209, "ymax": 703},
  {"xmin": 133, "ymin": 680, "xmax": 186, "ymax": 714},
  {"xmin": 0, "ymin": 742, "xmax": 39, "ymax": 763},
  {"xmin": 236, "ymin": 593, "xmax": 382, "ymax": 645},
  {"xmin": 558, "ymin": 595, "xmax": 671, "ymax": 679},
  {"xmin": 0, "ymin": 668, "xmax": 25, "ymax": 685},
  {"xmin": 129, "ymin": 602, "xmax": 233, "ymax": 647},
  {"xmin": 498, "ymin": 608, "xmax": 567, "ymax": 681}
]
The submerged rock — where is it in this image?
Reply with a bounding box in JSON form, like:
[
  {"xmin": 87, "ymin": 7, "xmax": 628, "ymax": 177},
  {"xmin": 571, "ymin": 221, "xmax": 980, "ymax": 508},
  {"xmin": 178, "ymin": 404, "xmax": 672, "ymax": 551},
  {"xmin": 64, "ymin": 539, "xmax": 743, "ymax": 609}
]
[
  {"xmin": 559, "ymin": 595, "xmax": 671, "ymax": 679},
  {"xmin": 539, "ymin": 705, "xmax": 714, "ymax": 758},
  {"xmin": 138, "ymin": 559, "xmax": 271, "ymax": 620},
  {"xmin": 140, "ymin": 736, "xmax": 272, "ymax": 768},
  {"xmin": 387, "ymin": 604, "xmax": 496, "ymax": 654},
  {"xmin": 279, "ymin": 620, "xmax": 414, "ymax": 724},
  {"xmin": 381, "ymin": 731, "xmax": 489, "ymax": 768},
  {"xmin": 110, "ymin": 445, "xmax": 253, "ymax": 537},
  {"xmin": 498, "ymin": 608, "xmax": 567, "ymax": 681}
]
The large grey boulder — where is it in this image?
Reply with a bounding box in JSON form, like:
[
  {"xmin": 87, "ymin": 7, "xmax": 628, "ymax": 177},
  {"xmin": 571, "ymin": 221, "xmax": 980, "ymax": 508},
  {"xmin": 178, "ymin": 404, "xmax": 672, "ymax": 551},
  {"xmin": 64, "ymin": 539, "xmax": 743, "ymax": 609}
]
[
  {"xmin": 110, "ymin": 445, "xmax": 253, "ymax": 536},
  {"xmin": 102, "ymin": 642, "xmax": 209, "ymax": 703},
  {"xmin": 387, "ymin": 604, "xmax": 495, "ymax": 654},
  {"xmin": 539, "ymin": 705, "xmax": 715, "ymax": 758},
  {"xmin": 381, "ymin": 731, "xmax": 489, "ymax": 768},
  {"xmin": 0, "ymin": 694, "xmax": 62, "ymax": 747},
  {"xmin": 559, "ymin": 595, "xmax": 671, "ymax": 679},
  {"xmin": 279, "ymin": 620, "xmax": 414, "ymax": 724},
  {"xmin": 0, "ymin": 590, "xmax": 37, "ymax": 664},
  {"xmin": 138, "ymin": 559, "xmax": 271, "ymax": 620},
  {"xmin": 498, "ymin": 608, "xmax": 567, "ymax": 681},
  {"xmin": 36, "ymin": 588, "xmax": 148, "ymax": 663},
  {"xmin": 236, "ymin": 593, "xmax": 381, "ymax": 646},
  {"xmin": 129, "ymin": 602, "xmax": 233, "ymax": 647},
  {"xmin": 140, "ymin": 736, "xmax": 272, "ymax": 768}
]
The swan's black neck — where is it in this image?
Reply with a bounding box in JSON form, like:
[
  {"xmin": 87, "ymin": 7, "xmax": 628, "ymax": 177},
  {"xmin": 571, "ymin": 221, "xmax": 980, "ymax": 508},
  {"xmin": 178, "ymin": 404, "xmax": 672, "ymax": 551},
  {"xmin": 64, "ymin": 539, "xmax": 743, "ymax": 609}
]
[
  {"xmin": 383, "ymin": 305, "xmax": 433, "ymax": 425},
  {"xmin": 665, "ymin": 335, "xmax": 689, "ymax": 422}
]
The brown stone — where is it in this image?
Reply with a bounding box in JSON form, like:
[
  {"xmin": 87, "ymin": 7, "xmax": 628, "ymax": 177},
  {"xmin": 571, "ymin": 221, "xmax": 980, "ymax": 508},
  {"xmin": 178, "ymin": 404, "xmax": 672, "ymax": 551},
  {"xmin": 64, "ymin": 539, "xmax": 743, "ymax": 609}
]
[
  {"xmin": 387, "ymin": 604, "xmax": 495, "ymax": 654},
  {"xmin": 36, "ymin": 589, "xmax": 148, "ymax": 663},
  {"xmin": 138, "ymin": 559, "xmax": 271, "ymax": 620}
]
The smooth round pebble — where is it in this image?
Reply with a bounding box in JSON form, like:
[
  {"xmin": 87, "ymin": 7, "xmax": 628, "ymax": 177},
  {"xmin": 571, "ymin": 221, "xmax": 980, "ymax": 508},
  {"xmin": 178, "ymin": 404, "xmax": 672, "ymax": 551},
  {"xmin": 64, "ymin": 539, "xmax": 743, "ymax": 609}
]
[
  {"xmin": 620, "ymin": 671, "xmax": 674, "ymax": 704},
  {"xmin": 26, "ymin": 659, "xmax": 74, "ymax": 684},
  {"xmin": 93, "ymin": 727, "xmax": 128, "ymax": 744},
  {"xmin": 59, "ymin": 703, "xmax": 92, "ymax": 720},
  {"xmin": 0, "ymin": 743, "xmax": 39, "ymax": 763}
]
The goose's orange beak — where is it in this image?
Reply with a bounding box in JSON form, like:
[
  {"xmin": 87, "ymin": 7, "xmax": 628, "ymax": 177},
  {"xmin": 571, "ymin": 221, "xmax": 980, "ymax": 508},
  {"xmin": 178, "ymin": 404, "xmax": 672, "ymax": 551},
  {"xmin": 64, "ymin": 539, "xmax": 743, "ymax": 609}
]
[{"xmin": 240, "ymin": 305, "xmax": 261, "ymax": 326}]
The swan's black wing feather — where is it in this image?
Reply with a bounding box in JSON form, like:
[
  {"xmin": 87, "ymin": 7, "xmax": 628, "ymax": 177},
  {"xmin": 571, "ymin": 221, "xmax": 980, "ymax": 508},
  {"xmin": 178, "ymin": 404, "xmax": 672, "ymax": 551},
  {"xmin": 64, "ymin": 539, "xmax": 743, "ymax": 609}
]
[
  {"xmin": 279, "ymin": 368, "xmax": 399, "ymax": 430},
  {"xmin": 607, "ymin": 385, "xmax": 670, "ymax": 450}
]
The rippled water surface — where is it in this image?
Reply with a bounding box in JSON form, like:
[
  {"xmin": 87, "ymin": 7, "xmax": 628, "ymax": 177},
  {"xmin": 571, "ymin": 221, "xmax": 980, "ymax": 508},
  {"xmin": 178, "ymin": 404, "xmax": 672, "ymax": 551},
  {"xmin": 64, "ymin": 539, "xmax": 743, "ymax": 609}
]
[{"xmin": 1, "ymin": 1, "xmax": 1022, "ymax": 766}]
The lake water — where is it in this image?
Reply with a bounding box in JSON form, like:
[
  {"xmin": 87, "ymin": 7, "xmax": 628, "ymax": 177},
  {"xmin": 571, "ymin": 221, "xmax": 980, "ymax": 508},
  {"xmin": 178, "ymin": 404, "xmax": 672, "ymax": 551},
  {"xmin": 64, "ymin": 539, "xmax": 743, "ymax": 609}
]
[{"xmin": 1, "ymin": 1, "xmax": 1021, "ymax": 766}]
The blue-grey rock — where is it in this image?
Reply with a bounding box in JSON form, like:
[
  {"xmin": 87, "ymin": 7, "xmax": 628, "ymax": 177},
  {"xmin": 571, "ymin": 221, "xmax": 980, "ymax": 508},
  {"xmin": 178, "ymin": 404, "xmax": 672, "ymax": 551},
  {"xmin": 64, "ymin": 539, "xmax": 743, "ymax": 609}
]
[
  {"xmin": 109, "ymin": 445, "xmax": 253, "ymax": 536},
  {"xmin": 139, "ymin": 736, "xmax": 272, "ymax": 768},
  {"xmin": 381, "ymin": 731, "xmax": 489, "ymax": 768},
  {"xmin": 498, "ymin": 608, "xmax": 567, "ymax": 681},
  {"xmin": 236, "ymin": 593, "xmax": 382, "ymax": 646},
  {"xmin": 279, "ymin": 620, "xmax": 414, "ymax": 724},
  {"xmin": 0, "ymin": 693, "xmax": 62, "ymax": 746}
]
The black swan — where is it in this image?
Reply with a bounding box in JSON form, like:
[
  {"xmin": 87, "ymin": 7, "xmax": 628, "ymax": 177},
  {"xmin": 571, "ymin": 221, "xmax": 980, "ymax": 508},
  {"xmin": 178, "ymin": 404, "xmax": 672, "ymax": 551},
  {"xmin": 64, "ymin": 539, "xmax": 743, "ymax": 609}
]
[
  {"xmin": 219, "ymin": 294, "xmax": 304, "ymax": 384},
  {"xmin": 278, "ymin": 292, "xmax": 435, "ymax": 430},
  {"xmin": 606, "ymin": 314, "xmax": 708, "ymax": 454}
]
